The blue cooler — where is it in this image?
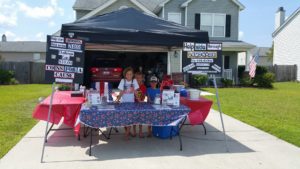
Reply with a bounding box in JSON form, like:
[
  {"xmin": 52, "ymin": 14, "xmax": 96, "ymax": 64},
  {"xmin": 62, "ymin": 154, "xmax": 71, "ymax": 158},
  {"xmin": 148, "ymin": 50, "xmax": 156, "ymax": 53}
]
[{"xmin": 152, "ymin": 126, "xmax": 179, "ymax": 139}]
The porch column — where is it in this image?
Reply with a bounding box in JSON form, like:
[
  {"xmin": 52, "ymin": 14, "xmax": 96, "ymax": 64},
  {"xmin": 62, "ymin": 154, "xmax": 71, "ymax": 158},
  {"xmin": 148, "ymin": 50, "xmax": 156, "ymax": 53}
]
[{"xmin": 167, "ymin": 51, "xmax": 171, "ymax": 74}]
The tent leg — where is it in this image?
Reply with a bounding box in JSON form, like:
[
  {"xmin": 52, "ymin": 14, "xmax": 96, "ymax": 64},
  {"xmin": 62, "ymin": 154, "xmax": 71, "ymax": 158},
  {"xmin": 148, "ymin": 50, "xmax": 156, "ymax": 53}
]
[
  {"xmin": 41, "ymin": 83, "xmax": 56, "ymax": 163},
  {"xmin": 213, "ymin": 75, "xmax": 229, "ymax": 152}
]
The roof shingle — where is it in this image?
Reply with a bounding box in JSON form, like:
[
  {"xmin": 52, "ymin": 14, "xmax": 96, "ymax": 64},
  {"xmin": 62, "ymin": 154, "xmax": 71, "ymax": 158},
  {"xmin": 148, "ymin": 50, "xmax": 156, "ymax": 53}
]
[{"xmin": 73, "ymin": 0, "xmax": 165, "ymax": 12}]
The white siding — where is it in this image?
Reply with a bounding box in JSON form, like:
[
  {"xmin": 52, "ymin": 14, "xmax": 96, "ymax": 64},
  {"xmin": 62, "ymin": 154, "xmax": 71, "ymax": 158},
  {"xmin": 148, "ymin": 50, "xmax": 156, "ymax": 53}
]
[{"xmin": 273, "ymin": 12, "xmax": 300, "ymax": 81}]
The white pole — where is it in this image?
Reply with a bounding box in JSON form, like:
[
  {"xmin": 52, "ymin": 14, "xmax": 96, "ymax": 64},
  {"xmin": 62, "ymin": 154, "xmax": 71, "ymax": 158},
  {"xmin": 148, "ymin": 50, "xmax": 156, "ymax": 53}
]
[
  {"xmin": 213, "ymin": 75, "xmax": 229, "ymax": 152},
  {"xmin": 41, "ymin": 82, "xmax": 56, "ymax": 163}
]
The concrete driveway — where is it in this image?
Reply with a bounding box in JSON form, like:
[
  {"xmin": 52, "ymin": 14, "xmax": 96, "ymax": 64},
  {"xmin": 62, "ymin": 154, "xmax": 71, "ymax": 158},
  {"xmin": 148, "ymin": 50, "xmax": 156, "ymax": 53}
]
[{"xmin": 0, "ymin": 109, "xmax": 299, "ymax": 169}]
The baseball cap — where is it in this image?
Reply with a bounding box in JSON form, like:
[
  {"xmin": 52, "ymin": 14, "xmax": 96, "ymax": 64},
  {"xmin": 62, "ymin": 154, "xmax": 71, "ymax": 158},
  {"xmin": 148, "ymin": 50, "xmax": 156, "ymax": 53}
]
[{"xmin": 150, "ymin": 76, "xmax": 158, "ymax": 82}]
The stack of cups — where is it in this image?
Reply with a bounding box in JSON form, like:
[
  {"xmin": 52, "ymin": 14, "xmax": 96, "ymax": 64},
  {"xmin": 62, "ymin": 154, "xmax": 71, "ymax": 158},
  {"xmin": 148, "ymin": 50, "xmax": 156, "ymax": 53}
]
[{"xmin": 104, "ymin": 82, "xmax": 109, "ymax": 102}]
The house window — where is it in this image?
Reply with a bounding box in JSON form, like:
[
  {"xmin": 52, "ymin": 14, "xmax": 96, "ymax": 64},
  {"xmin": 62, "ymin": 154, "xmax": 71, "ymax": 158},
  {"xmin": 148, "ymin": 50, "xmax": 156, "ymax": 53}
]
[
  {"xmin": 201, "ymin": 13, "xmax": 225, "ymax": 37},
  {"xmin": 168, "ymin": 13, "xmax": 181, "ymax": 24},
  {"xmin": 33, "ymin": 53, "xmax": 41, "ymax": 61}
]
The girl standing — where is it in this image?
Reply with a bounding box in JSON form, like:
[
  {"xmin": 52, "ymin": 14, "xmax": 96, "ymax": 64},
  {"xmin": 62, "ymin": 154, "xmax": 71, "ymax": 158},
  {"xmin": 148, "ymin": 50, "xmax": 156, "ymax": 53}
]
[{"xmin": 116, "ymin": 67, "xmax": 140, "ymax": 140}]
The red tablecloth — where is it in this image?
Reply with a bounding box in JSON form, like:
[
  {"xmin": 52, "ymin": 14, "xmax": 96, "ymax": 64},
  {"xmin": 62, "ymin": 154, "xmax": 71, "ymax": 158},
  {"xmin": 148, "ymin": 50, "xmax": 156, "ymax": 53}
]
[
  {"xmin": 32, "ymin": 91, "xmax": 86, "ymax": 136},
  {"xmin": 180, "ymin": 97, "xmax": 213, "ymax": 125}
]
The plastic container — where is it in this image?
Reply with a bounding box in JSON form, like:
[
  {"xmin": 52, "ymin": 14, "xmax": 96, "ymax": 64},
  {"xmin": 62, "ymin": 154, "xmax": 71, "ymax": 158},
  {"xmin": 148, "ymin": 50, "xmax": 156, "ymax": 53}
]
[
  {"xmin": 173, "ymin": 85, "xmax": 185, "ymax": 93},
  {"xmin": 152, "ymin": 126, "xmax": 179, "ymax": 139},
  {"xmin": 187, "ymin": 89, "xmax": 201, "ymax": 99}
]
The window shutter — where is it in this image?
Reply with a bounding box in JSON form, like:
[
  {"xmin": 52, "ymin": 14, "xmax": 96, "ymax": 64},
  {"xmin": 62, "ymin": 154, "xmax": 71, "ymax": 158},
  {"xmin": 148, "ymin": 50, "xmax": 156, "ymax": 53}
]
[
  {"xmin": 195, "ymin": 13, "xmax": 200, "ymax": 30},
  {"xmin": 226, "ymin": 15, "xmax": 231, "ymax": 37}
]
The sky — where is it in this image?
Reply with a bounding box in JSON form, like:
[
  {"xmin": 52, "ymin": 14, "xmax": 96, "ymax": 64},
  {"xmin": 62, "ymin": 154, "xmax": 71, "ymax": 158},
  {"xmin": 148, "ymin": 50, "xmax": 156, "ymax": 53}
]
[{"xmin": 0, "ymin": 0, "xmax": 299, "ymax": 47}]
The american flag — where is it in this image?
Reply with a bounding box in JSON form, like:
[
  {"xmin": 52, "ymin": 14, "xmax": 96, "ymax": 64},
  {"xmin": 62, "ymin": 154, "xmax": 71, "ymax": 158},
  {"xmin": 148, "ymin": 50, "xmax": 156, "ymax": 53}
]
[{"xmin": 249, "ymin": 54, "xmax": 259, "ymax": 78}]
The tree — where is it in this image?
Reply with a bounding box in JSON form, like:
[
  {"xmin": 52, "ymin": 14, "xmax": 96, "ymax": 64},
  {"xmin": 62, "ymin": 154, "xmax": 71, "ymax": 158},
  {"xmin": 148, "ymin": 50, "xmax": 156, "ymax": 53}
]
[{"xmin": 266, "ymin": 42, "xmax": 274, "ymax": 61}]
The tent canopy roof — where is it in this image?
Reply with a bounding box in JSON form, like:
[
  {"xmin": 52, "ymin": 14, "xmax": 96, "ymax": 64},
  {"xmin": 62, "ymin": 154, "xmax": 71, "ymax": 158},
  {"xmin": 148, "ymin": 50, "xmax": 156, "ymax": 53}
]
[{"xmin": 61, "ymin": 8, "xmax": 209, "ymax": 47}]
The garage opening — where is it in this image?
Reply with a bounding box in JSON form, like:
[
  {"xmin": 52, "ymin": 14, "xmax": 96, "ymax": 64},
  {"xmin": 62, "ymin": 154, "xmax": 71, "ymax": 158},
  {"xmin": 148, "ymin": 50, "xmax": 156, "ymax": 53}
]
[{"xmin": 84, "ymin": 50, "xmax": 168, "ymax": 88}]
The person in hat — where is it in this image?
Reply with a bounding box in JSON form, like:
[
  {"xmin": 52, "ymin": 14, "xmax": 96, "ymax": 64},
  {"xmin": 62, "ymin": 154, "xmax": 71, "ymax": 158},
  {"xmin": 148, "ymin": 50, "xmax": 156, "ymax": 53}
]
[
  {"xmin": 147, "ymin": 76, "xmax": 161, "ymax": 103},
  {"xmin": 145, "ymin": 75, "xmax": 161, "ymax": 137}
]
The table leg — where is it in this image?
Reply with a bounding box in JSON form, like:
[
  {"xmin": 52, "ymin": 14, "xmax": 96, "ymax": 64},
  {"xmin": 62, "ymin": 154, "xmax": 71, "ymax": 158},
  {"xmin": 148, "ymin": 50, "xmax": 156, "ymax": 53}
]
[
  {"xmin": 113, "ymin": 127, "xmax": 119, "ymax": 133},
  {"xmin": 201, "ymin": 124, "xmax": 207, "ymax": 135},
  {"xmin": 45, "ymin": 123, "xmax": 54, "ymax": 143},
  {"xmin": 178, "ymin": 116, "xmax": 187, "ymax": 151},
  {"xmin": 84, "ymin": 125, "xmax": 89, "ymax": 138},
  {"xmin": 89, "ymin": 127, "xmax": 92, "ymax": 156},
  {"xmin": 108, "ymin": 127, "xmax": 113, "ymax": 139}
]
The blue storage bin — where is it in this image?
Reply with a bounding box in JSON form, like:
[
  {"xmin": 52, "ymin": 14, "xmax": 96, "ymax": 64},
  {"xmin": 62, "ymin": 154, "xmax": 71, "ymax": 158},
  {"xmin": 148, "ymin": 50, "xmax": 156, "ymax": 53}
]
[
  {"xmin": 180, "ymin": 89, "xmax": 188, "ymax": 97},
  {"xmin": 152, "ymin": 126, "xmax": 179, "ymax": 139}
]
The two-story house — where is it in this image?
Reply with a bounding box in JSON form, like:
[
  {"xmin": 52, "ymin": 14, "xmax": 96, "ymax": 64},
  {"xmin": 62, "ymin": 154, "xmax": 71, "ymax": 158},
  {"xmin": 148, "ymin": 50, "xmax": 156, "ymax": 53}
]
[{"xmin": 72, "ymin": 0, "xmax": 255, "ymax": 83}]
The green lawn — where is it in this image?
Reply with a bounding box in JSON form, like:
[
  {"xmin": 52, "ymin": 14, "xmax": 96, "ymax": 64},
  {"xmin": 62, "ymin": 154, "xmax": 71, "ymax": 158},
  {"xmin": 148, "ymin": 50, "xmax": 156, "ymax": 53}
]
[
  {"xmin": 0, "ymin": 84, "xmax": 51, "ymax": 158},
  {"xmin": 204, "ymin": 82, "xmax": 300, "ymax": 147}
]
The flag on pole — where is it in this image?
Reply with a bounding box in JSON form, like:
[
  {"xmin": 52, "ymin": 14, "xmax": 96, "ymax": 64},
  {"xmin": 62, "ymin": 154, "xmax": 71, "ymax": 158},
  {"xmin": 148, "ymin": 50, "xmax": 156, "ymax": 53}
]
[{"xmin": 249, "ymin": 54, "xmax": 259, "ymax": 78}]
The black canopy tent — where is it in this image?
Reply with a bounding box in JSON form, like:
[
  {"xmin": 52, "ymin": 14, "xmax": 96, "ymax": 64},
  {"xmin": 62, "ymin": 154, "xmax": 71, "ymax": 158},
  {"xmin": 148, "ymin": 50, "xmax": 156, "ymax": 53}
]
[{"xmin": 61, "ymin": 8, "xmax": 209, "ymax": 47}]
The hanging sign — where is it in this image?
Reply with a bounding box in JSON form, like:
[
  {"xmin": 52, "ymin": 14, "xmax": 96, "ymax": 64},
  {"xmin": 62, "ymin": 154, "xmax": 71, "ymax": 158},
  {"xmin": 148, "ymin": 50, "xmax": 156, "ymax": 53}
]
[
  {"xmin": 182, "ymin": 42, "xmax": 222, "ymax": 75},
  {"xmin": 45, "ymin": 35, "xmax": 85, "ymax": 84}
]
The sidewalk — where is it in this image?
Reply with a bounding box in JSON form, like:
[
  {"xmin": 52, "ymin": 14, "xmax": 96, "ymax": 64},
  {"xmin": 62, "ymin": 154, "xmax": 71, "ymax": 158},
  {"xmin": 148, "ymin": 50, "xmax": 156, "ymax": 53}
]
[{"xmin": 0, "ymin": 109, "xmax": 299, "ymax": 169}]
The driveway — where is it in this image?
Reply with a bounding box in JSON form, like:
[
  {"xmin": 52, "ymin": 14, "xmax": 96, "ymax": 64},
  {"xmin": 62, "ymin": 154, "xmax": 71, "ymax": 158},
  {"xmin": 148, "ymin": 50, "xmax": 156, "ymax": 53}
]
[{"xmin": 0, "ymin": 109, "xmax": 299, "ymax": 169}]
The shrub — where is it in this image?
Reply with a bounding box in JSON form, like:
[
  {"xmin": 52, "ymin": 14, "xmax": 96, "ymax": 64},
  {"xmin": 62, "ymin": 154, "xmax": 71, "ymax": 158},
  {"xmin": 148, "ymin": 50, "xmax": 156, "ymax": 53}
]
[
  {"xmin": 255, "ymin": 72, "xmax": 275, "ymax": 88},
  {"xmin": 9, "ymin": 78, "xmax": 19, "ymax": 85},
  {"xmin": 192, "ymin": 74, "xmax": 208, "ymax": 87},
  {"xmin": 221, "ymin": 78, "xmax": 233, "ymax": 87},
  {"xmin": 240, "ymin": 77, "xmax": 254, "ymax": 87},
  {"xmin": 0, "ymin": 69, "xmax": 14, "ymax": 84},
  {"xmin": 58, "ymin": 84, "xmax": 71, "ymax": 91},
  {"xmin": 255, "ymin": 66, "xmax": 268, "ymax": 77}
]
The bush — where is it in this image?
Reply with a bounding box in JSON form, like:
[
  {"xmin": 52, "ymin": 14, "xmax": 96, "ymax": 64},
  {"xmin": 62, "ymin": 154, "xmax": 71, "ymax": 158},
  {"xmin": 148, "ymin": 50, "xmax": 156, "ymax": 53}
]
[
  {"xmin": 192, "ymin": 74, "xmax": 208, "ymax": 87},
  {"xmin": 9, "ymin": 78, "xmax": 19, "ymax": 85},
  {"xmin": 255, "ymin": 72, "xmax": 275, "ymax": 88},
  {"xmin": 0, "ymin": 69, "xmax": 14, "ymax": 84},
  {"xmin": 255, "ymin": 66, "xmax": 268, "ymax": 77},
  {"xmin": 58, "ymin": 84, "xmax": 71, "ymax": 91},
  {"xmin": 239, "ymin": 66, "xmax": 272, "ymax": 88},
  {"xmin": 221, "ymin": 78, "xmax": 233, "ymax": 87},
  {"xmin": 240, "ymin": 77, "xmax": 254, "ymax": 87}
]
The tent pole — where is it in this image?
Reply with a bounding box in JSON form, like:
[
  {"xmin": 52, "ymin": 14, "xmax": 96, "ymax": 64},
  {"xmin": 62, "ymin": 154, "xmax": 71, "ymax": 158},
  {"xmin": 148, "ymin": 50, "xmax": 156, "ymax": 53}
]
[
  {"xmin": 41, "ymin": 82, "xmax": 56, "ymax": 163},
  {"xmin": 213, "ymin": 75, "xmax": 229, "ymax": 152}
]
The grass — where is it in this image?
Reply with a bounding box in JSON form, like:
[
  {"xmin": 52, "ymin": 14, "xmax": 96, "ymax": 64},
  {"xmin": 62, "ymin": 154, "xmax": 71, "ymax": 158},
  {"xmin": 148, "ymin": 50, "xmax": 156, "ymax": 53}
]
[
  {"xmin": 0, "ymin": 84, "xmax": 51, "ymax": 159},
  {"xmin": 204, "ymin": 82, "xmax": 300, "ymax": 147}
]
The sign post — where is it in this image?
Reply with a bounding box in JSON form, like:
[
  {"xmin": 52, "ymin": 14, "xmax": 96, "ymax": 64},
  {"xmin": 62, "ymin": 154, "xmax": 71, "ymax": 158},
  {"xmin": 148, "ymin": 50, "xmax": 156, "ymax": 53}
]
[
  {"xmin": 41, "ymin": 82, "xmax": 55, "ymax": 163},
  {"xmin": 41, "ymin": 35, "xmax": 85, "ymax": 162},
  {"xmin": 183, "ymin": 42, "xmax": 229, "ymax": 152}
]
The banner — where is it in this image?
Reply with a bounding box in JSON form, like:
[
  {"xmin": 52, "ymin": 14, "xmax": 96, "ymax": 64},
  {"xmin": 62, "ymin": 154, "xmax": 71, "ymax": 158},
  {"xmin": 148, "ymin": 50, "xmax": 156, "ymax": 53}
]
[{"xmin": 45, "ymin": 35, "xmax": 85, "ymax": 84}]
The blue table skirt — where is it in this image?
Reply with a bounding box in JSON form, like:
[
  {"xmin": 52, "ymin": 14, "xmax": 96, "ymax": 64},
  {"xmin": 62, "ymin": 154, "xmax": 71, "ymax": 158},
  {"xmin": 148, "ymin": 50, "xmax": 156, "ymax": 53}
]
[{"xmin": 79, "ymin": 103, "xmax": 190, "ymax": 128}]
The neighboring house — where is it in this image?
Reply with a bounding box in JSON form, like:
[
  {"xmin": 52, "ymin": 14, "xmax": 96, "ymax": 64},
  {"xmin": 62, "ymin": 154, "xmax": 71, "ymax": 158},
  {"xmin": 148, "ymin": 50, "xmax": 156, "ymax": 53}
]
[
  {"xmin": 0, "ymin": 35, "xmax": 46, "ymax": 63},
  {"xmin": 272, "ymin": 7, "xmax": 300, "ymax": 81},
  {"xmin": 238, "ymin": 47, "xmax": 272, "ymax": 66},
  {"xmin": 72, "ymin": 0, "xmax": 255, "ymax": 83}
]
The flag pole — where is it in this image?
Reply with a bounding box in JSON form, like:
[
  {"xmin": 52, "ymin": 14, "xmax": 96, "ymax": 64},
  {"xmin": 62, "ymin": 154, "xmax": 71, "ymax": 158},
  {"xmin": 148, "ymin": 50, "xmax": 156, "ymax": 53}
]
[{"xmin": 41, "ymin": 82, "xmax": 56, "ymax": 163}]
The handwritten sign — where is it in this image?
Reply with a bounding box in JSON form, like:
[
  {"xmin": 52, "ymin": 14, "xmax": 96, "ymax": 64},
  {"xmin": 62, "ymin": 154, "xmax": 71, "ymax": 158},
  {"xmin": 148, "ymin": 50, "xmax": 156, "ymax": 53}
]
[
  {"xmin": 45, "ymin": 35, "xmax": 85, "ymax": 84},
  {"xmin": 182, "ymin": 43, "xmax": 222, "ymax": 75}
]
